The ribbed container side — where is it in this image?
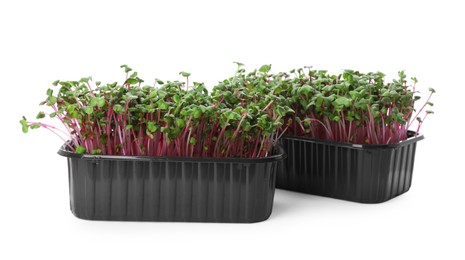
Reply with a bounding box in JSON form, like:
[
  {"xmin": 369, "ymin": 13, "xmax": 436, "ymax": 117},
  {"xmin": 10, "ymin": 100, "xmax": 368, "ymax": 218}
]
[
  {"xmin": 277, "ymin": 133, "xmax": 423, "ymax": 203},
  {"xmin": 63, "ymin": 148, "xmax": 283, "ymax": 223}
]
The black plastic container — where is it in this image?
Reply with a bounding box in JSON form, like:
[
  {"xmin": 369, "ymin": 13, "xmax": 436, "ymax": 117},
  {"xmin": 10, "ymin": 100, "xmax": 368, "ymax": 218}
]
[
  {"xmin": 58, "ymin": 145, "xmax": 285, "ymax": 223},
  {"xmin": 277, "ymin": 131, "xmax": 424, "ymax": 203}
]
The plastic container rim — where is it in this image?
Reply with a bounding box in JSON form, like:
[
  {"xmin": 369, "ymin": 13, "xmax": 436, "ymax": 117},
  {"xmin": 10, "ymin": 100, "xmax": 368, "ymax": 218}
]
[
  {"xmin": 58, "ymin": 142, "xmax": 286, "ymax": 163},
  {"xmin": 283, "ymin": 130, "xmax": 424, "ymax": 150}
]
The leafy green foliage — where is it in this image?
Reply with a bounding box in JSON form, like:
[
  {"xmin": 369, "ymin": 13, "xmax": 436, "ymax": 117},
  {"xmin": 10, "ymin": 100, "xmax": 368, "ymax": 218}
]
[
  {"xmin": 36, "ymin": 111, "xmax": 46, "ymax": 119},
  {"xmin": 179, "ymin": 71, "xmax": 191, "ymax": 77},
  {"xmin": 211, "ymin": 63, "xmax": 292, "ymax": 157},
  {"xmin": 282, "ymin": 68, "xmax": 435, "ymax": 144},
  {"xmin": 76, "ymin": 146, "xmax": 86, "ymax": 154},
  {"xmin": 21, "ymin": 64, "xmax": 288, "ymax": 158},
  {"xmin": 20, "ymin": 64, "xmax": 435, "ymax": 154},
  {"xmin": 20, "ymin": 117, "xmax": 29, "ymax": 133}
]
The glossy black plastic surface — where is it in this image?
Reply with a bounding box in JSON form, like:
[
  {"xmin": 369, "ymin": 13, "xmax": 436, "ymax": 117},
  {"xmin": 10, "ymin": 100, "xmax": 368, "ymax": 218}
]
[
  {"xmin": 59, "ymin": 145, "xmax": 284, "ymax": 223},
  {"xmin": 277, "ymin": 131, "xmax": 424, "ymax": 203}
]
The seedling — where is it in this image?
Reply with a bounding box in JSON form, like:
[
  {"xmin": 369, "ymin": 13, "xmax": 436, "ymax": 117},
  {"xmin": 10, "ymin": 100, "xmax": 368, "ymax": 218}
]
[
  {"xmin": 283, "ymin": 68, "xmax": 435, "ymax": 144},
  {"xmin": 211, "ymin": 63, "xmax": 293, "ymax": 157},
  {"xmin": 21, "ymin": 65, "xmax": 289, "ymax": 157}
]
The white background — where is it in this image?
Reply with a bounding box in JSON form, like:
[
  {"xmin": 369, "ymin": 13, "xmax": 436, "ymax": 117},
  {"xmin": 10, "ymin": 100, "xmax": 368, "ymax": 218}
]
[{"xmin": 1, "ymin": 0, "xmax": 464, "ymax": 259}]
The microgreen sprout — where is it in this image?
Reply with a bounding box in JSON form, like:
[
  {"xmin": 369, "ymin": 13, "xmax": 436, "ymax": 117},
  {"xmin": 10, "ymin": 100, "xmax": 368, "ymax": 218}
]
[
  {"xmin": 21, "ymin": 64, "xmax": 434, "ymax": 155},
  {"xmin": 21, "ymin": 64, "xmax": 289, "ymax": 157},
  {"xmin": 282, "ymin": 68, "xmax": 435, "ymax": 144},
  {"xmin": 211, "ymin": 63, "xmax": 293, "ymax": 157}
]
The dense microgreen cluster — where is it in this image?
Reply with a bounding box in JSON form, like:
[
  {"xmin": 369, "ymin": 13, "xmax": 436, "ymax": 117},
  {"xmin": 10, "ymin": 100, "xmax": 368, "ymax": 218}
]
[
  {"xmin": 21, "ymin": 64, "xmax": 435, "ymax": 154},
  {"xmin": 20, "ymin": 64, "xmax": 290, "ymax": 157},
  {"xmin": 283, "ymin": 67, "xmax": 435, "ymax": 144},
  {"xmin": 211, "ymin": 63, "xmax": 293, "ymax": 157}
]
